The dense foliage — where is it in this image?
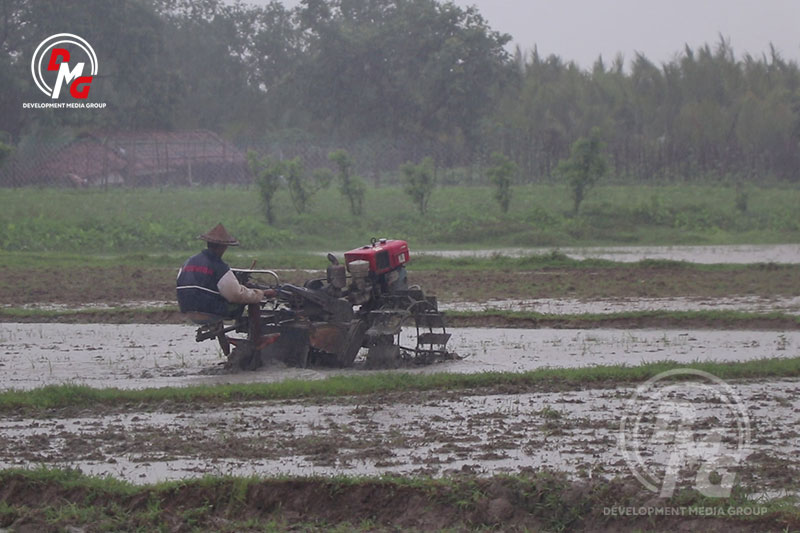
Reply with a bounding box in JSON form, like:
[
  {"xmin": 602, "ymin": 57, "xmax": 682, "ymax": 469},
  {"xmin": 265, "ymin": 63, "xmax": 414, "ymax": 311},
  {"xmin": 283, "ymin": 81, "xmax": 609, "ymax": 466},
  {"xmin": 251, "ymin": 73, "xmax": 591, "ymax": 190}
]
[
  {"xmin": 556, "ymin": 128, "xmax": 608, "ymax": 215},
  {"xmin": 486, "ymin": 151, "xmax": 517, "ymax": 213},
  {"xmin": 1, "ymin": 0, "xmax": 799, "ymax": 183}
]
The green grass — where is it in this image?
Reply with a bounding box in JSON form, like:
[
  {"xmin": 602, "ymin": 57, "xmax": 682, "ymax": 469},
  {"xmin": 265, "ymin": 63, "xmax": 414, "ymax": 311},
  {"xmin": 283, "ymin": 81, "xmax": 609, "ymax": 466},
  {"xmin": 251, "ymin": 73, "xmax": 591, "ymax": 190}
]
[
  {"xmin": 0, "ymin": 467, "xmax": 795, "ymax": 532},
  {"xmin": 0, "ymin": 249, "xmax": 332, "ymax": 270},
  {"xmin": 0, "ymin": 250, "xmax": 704, "ymax": 271},
  {"xmin": 2, "ymin": 247, "xmax": 798, "ymax": 273},
  {"xmin": 1, "ymin": 183, "xmax": 800, "ymax": 253},
  {"xmin": 2, "ymin": 357, "xmax": 799, "ymax": 415}
]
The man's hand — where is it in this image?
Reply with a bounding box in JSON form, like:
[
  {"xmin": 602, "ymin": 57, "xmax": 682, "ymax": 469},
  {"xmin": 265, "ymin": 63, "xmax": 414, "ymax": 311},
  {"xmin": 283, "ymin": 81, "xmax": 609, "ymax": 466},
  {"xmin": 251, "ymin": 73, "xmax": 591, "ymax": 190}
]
[{"xmin": 263, "ymin": 288, "xmax": 278, "ymax": 299}]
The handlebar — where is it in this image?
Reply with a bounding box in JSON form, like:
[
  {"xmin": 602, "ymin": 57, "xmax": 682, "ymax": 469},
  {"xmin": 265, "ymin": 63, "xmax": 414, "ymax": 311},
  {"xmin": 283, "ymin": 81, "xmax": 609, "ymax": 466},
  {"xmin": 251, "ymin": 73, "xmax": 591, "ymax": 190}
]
[{"xmin": 231, "ymin": 268, "xmax": 280, "ymax": 285}]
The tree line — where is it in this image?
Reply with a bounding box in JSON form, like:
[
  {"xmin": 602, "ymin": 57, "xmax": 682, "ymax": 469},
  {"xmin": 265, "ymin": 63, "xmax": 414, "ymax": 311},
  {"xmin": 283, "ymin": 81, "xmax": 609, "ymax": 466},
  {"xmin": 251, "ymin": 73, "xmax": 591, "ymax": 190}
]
[{"xmin": 1, "ymin": 0, "xmax": 798, "ymax": 183}]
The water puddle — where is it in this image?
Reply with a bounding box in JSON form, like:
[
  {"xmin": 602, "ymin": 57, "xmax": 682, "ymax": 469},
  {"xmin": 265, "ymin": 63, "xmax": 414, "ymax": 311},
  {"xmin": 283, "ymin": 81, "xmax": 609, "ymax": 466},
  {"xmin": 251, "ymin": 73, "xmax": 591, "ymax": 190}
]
[
  {"xmin": 1, "ymin": 300, "xmax": 174, "ymax": 312},
  {"xmin": 418, "ymin": 244, "xmax": 800, "ymax": 264},
  {"xmin": 0, "ymin": 323, "xmax": 796, "ymax": 391}
]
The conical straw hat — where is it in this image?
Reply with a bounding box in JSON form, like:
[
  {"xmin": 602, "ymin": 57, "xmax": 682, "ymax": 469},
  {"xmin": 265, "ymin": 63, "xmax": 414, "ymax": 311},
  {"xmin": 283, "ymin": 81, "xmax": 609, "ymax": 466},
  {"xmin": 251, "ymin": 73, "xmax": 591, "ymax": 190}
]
[{"xmin": 198, "ymin": 223, "xmax": 240, "ymax": 246}]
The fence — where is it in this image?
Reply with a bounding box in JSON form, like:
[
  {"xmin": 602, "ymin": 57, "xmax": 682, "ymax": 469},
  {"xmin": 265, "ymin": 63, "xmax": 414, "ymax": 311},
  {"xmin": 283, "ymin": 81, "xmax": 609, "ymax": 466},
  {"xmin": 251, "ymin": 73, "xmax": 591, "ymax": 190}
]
[{"xmin": 0, "ymin": 131, "xmax": 494, "ymax": 189}]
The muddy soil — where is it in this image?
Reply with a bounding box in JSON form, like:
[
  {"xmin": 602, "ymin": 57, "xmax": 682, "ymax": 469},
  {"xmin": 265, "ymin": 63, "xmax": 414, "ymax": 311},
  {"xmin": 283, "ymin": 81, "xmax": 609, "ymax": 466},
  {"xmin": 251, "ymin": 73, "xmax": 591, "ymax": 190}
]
[
  {"xmin": 2, "ymin": 471, "xmax": 791, "ymax": 533},
  {"xmin": 1, "ymin": 379, "xmax": 797, "ymax": 493},
  {"xmin": 2, "ymin": 263, "xmax": 799, "ymax": 307},
  {"xmin": 4, "ymin": 264, "xmax": 800, "ymax": 332},
  {"xmin": 8, "ymin": 294, "xmax": 800, "ymax": 317},
  {"xmin": 2, "ymin": 378, "xmax": 798, "ymax": 531}
]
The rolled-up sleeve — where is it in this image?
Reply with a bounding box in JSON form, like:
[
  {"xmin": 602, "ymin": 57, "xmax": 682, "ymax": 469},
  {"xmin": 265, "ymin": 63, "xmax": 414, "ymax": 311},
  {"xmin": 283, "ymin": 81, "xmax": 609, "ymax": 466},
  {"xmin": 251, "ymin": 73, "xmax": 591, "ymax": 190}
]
[{"xmin": 217, "ymin": 270, "xmax": 263, "ymax": 303}]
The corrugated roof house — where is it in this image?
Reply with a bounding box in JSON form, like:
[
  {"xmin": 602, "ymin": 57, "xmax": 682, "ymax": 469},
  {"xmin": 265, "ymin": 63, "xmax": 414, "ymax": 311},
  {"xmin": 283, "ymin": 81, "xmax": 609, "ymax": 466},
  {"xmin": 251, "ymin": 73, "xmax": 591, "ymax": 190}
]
[{"xmin": 26, "ymin": 138, "xmax": 127, "ymax": 187}]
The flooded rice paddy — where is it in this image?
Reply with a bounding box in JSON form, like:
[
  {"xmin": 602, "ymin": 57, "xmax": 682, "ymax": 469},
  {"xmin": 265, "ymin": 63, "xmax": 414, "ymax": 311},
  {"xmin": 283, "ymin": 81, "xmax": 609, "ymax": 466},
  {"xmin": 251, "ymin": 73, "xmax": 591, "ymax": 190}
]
[
  {"xmin": 1, "ymin": 313, "xmax": 798, "ymax": 489},
  {"xmin": 442, "ymin": 295, "xmax": 800, "ymax": 315},
  {"xmin": 6, "ymin": 293, "xmax": 800, "ymax": 317},
  {"xmin": 418, "ymin": 243, "xmax": 800, "ymax": 264},
  {"xmin": 0, "ymin": 378, "xmax": 797, "ymax": 487},
  {"xmin": 0, "ymin": 323, "xmax": 797, "ymax": 391},
  {"xmin": 2, "ymin": 244, "xmax": 798, "ymax": 503}
]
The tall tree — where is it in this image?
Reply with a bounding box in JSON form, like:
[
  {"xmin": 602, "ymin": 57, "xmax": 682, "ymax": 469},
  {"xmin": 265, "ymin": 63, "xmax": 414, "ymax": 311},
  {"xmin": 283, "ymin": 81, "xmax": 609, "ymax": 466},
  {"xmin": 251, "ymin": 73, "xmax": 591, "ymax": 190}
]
[
  {"xmin": 2, "ymin": 0, "xmax": 184, "ymax": 135},
  {"xmin": 295, "ymin": 0, "xmax": 512, "ymax": 149}
]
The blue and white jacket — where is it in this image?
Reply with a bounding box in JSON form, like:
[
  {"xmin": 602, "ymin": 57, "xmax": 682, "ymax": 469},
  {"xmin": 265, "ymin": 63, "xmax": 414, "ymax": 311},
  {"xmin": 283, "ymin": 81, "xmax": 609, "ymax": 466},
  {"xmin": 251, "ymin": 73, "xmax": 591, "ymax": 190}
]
[{"xmin": 176, "ymin": 249, "xmax": 231, "ymax": 316}]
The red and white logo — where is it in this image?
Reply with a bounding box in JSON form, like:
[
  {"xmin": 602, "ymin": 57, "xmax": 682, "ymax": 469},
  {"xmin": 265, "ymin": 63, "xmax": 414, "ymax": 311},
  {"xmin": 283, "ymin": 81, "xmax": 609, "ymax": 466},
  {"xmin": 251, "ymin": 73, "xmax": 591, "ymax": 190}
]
[{"xmin": 30, "ymin": 33, "xmax": 97, "ymax": 99}]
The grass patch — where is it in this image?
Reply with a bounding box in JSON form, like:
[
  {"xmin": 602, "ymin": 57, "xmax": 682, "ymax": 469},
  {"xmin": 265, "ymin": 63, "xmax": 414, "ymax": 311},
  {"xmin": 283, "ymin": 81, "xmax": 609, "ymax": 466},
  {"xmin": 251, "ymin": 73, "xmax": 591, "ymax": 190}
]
[
  {"xmin": 2, "ymin": 184, "xmax": 800, "ymax": 254},
  {"xmin": 1, "ymin": 357, "xmax": 799, "ymax": 415},
  {"xmin": 0, "ymin": 249, "xmax": 328, "ymax": 270},
  {"xmin": 0, "ymin": 467, "xmax": 796, "ymax": 532}
]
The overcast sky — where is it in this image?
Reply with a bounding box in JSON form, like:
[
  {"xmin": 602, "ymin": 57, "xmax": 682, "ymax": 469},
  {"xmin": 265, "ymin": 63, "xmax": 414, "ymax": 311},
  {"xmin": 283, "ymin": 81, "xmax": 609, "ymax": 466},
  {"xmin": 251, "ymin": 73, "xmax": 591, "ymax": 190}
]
[
  {"xmin": 273, "ymin": 0, "xmax": 800, "ymax": 70},
  {"xmin": 467, "ymin": 0, "xmax": 800, "ymax": 68}
]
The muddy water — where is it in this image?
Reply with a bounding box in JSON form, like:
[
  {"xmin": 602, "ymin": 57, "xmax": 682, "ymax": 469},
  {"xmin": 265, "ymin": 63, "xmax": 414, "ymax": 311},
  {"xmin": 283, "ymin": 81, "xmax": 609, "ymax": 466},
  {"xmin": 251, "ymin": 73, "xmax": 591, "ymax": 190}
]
[
  {"xmin": 442, "ymin": 295, "xmax": 800, "ymax": 315},
  {"xmin": 8, "ymin": 294, "xmax": 800, "ymax": 316},
  {"xmin": 0, "ymin": 300, "xmax": 173, "ymax": 312},
  {"xmin": 1, "ymin": 323, "xmax": 797, "ymax": 391},
  {"xmin": 418, "ymin": 243, "xmax": 800, "ymax": 264},
  {"xmin": 0, "ymin": 379, "xmax": 796, "ymax": 487}
]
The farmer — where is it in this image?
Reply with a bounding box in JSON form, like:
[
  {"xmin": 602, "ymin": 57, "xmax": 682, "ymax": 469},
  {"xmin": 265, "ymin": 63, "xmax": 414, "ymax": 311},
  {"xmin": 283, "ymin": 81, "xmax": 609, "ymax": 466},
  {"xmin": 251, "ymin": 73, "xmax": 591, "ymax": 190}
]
[{"xmin": 176, "ymin": 223, "xmax": 271, "ymax": 323}]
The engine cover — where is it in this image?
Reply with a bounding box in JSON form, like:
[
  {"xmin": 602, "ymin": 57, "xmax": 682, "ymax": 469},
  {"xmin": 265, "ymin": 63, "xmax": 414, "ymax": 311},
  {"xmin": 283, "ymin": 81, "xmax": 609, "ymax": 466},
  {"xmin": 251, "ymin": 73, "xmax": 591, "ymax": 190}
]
[{"xmin": 344, "ymin": 239, "xmax": 410, "ymax": 275}]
